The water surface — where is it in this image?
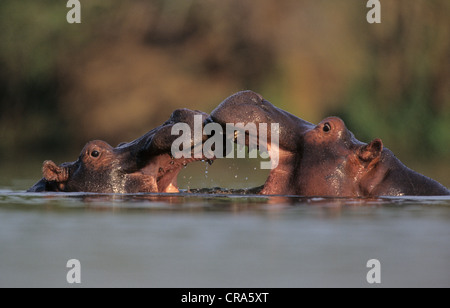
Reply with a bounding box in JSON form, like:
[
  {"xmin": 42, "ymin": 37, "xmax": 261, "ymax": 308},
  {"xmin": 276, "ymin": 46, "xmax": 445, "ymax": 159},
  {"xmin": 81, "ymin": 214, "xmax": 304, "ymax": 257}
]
[{"xmin": 0, "ymin": 189, "xmax": 449, "ymax": 288}]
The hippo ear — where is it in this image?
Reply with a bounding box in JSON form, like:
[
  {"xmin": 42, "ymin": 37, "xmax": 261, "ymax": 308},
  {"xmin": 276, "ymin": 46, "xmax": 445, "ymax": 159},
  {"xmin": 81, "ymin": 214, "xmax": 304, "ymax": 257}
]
[
  {"xmin": 359, "ymin": 138, "xmax": 383, "ymax": 163},
  {"xmin": 42, "ymin": 160, "xmax": 69, "ymax": 182}
]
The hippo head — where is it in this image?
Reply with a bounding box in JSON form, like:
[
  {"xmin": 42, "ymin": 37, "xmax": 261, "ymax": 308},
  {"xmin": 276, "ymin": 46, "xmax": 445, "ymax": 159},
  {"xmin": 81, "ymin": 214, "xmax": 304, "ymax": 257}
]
[
  {"xmin": 29, "ymin": 109, "xmax": 209, "ymax": 193},
  {"xmin": 296, "ymin": 116, "xmax": 384, "ymax": 196},
  {"xmin": 208, "ymin": 91, "xmax": 450, "ymax": 197}
]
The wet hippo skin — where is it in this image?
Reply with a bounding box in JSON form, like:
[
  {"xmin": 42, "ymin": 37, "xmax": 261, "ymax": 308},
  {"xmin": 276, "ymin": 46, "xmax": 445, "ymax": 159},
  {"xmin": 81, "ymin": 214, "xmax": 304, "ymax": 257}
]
[
  {"xmin": 28, "ymin": 109, "xmax": 209, "ymax": 193},
  {"xmin": 208, "ymin": 91, "xmax": 450, "ymax": 197}
]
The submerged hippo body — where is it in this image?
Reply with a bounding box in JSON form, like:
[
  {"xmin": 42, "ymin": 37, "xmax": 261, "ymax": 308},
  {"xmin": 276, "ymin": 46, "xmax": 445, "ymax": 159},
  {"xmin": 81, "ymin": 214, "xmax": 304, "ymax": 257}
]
[
  {"xmin": 29, "ymin": 109, "xmax": 208, "ymax": 193},
  {"xmin": 209, "ymin": 91, "xmax": 449, "ymax": 197}
]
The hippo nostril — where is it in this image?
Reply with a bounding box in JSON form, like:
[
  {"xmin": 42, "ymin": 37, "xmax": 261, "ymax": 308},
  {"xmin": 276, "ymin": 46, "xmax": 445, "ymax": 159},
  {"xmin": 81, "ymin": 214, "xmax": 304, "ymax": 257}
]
[{"xmin": 323, "ymin": 123, "xmax": 331, "ymax": 133}]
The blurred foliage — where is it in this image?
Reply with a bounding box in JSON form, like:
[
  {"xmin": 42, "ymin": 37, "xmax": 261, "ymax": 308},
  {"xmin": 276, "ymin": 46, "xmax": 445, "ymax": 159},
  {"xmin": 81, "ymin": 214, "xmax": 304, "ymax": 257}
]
[
  {"xmin": 336, "ymin": 1, "xmax": 450, "ymax": 161},
  {"xmin": 0, "ymin": 0, "xmax": 448, "ymax": 185}
]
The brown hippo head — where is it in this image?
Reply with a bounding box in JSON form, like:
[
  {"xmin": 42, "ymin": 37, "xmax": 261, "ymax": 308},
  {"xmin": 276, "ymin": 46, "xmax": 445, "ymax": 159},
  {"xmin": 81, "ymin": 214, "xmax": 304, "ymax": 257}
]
[
  {"xmin": 28, "ymin": 109, "xmax": 209, "ymax": 193},
  {"xmin": 208, "ymin": 91, "xmax": 449, "ymax": 197}
]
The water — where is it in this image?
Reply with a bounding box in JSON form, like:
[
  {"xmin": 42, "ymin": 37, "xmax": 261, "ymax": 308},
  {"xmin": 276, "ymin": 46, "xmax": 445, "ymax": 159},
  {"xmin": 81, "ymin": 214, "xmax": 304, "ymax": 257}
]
[{"xmin": 0, "ymin": 189, "xmax": 449, "ymax": 288}]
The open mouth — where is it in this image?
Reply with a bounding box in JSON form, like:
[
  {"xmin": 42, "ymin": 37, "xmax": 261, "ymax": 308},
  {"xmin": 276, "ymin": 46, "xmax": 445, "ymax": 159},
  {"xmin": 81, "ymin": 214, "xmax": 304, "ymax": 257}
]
[
  {"xmin": 119, "ymin": 109, "xmax": 215, "ymax": 193},
  {"xmin": 141, "ymin": 153, "xmax": 214, "ymax": 193},
  {"xmin": 203, "ymin": 90, "xmax": 313, "ymax": 195},
  {"xmin": 194, "ymin": 125, "xmax": 295, "ymax": 195}
]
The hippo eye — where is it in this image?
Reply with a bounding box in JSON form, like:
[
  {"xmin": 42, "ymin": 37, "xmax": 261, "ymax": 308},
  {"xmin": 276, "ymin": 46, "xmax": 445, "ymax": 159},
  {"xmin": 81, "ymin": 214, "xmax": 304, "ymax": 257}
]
[
  {"xmin": 90, "ymin": 150, "xmax": 100, "ymax": 158},
  {"xmin": 323, "ymin": 122, "xmax": 331, "ymax": 133}
]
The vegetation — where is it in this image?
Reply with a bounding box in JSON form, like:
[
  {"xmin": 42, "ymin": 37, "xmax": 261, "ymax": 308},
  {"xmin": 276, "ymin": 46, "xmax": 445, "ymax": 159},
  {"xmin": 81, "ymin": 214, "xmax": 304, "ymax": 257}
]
[{"xmin": 0, "ymin": 0, "xmax": 448, "ymax": 184}]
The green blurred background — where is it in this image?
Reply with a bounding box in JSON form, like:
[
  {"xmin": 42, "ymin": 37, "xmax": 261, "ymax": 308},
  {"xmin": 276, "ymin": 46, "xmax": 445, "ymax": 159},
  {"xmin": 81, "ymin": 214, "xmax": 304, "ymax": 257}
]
[{"xmin": 0, "ymin": 0, "xmax": 449, "ymax": 188}]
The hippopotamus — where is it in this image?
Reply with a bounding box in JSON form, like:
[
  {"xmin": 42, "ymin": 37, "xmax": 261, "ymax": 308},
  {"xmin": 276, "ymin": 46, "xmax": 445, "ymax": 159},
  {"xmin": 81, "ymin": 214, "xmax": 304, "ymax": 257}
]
[
  {"xmin": 207, "ymin": 90, "xmax": 450, "ymax": 197},
  {"xmin": 28, "ymin": 109, "xmax": 209, "ymax": 193}
]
